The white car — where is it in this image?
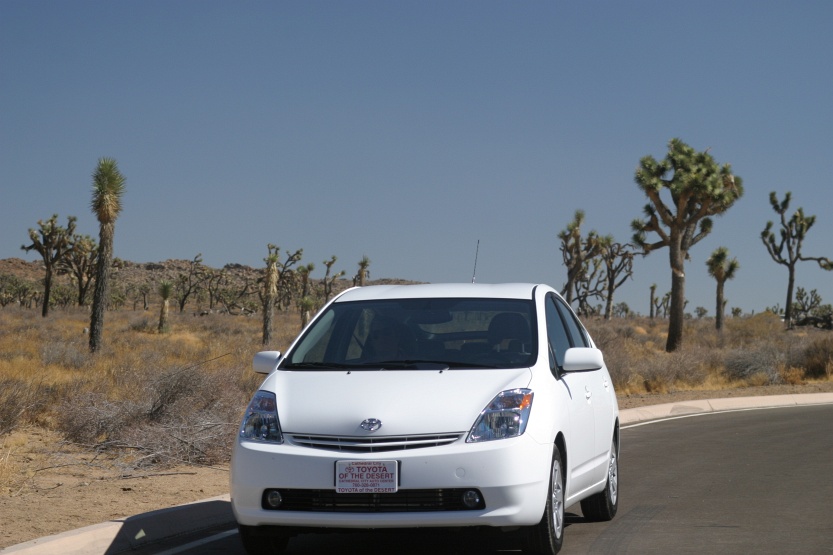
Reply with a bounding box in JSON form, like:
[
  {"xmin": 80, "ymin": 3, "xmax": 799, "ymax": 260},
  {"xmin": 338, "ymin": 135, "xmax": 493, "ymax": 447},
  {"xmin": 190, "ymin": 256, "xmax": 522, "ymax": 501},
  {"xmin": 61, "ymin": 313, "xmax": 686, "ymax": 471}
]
[{"xmin": 231, "ymin": 283, "xmax": 619, "ymax": 554}]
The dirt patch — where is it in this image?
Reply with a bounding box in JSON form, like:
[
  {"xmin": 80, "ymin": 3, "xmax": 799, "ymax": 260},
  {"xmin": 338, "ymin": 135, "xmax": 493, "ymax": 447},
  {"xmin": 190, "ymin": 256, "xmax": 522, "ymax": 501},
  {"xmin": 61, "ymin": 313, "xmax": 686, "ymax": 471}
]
[
  {"xmin": 0, "ymin": 429, "xmax": 229, "ymax": 549},
  {"xmin": 3, "ymin": 381, "xmax": 833, "ymax": 549}
]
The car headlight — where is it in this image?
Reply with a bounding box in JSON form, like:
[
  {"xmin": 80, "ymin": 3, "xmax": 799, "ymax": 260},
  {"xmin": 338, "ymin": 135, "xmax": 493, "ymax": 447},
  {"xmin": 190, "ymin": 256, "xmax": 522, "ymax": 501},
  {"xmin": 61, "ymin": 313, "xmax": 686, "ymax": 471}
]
[
  {"xmin": 239, "ymin": 390, "xmax": 283, "ymax": 443},
  {"xmin": 467, "ymin": 389, "xmax": 533, "ymax": 442}
]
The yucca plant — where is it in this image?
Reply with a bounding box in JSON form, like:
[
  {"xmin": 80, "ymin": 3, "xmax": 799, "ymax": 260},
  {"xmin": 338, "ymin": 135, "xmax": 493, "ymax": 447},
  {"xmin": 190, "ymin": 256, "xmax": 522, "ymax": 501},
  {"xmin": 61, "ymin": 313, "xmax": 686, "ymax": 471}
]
[
  {"xmin": 88, "ymin": 158, "xmax": 126, "ymax": 353},
  {"xmin": 706, "ymin": 247, "xmax": 740, "ymax": 332}
]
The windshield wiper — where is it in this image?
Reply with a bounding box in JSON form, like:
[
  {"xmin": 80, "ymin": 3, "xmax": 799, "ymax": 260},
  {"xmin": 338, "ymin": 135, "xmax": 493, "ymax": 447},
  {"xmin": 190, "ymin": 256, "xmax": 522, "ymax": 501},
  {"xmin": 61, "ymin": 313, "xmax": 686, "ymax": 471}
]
[
  {"xmin": 282, "ymin": 361, "xmax": 364, "ymax": 370},
  {"xmin": 365, "ymin": 359, "xmax": 501, "ymax": 370}
]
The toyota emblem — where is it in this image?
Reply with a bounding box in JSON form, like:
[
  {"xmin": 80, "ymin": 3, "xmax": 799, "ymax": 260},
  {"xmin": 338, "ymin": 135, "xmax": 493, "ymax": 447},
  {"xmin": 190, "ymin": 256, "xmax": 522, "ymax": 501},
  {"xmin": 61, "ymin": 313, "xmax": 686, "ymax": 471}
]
[{"xmin": 360, "ymin": 418, "xmax": 382, "ymax": 432}]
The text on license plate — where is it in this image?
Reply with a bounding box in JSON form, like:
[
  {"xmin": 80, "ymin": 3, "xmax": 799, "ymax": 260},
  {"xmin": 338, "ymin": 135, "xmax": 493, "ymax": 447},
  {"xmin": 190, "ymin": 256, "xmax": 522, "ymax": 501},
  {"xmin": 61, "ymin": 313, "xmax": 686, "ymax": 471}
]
[{"xmin": 335, "ymin": 460, "xmax": 398, "ymax": 493}]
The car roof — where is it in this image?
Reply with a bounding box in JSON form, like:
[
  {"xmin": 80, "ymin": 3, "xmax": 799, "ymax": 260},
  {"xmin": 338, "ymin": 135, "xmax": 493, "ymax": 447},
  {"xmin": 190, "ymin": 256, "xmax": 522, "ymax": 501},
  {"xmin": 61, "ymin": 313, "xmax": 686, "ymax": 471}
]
[{"xmin": 335, "ymin": 283, "xmax": 543, "ymax": 302}]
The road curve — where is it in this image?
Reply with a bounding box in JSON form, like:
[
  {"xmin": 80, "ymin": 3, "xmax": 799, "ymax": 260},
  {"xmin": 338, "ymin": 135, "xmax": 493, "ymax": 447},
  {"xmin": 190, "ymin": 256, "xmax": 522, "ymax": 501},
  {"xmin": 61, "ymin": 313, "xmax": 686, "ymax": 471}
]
[
  {"xmin": 4, "ymin": 395, "xmax": 833, "ymax": 554},
  {"xmin": 562, "ymin": 403, "xmax": 833, "ymax": 554}
]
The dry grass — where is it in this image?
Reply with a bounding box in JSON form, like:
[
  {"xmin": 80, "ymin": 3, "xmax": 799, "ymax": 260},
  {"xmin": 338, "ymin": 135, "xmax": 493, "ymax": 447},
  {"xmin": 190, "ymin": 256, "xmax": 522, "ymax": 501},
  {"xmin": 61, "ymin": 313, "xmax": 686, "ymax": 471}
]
[
  {"xmin": 0, "ymin": 306, "xmax": 300, "ymax": 471},
  {"xmin": 1, "ymin": 306, "xmax": 831, "ymax": 472},
  {"xmin": 585, "ymin": 311, "xmax": 833, "ymax": 395}
]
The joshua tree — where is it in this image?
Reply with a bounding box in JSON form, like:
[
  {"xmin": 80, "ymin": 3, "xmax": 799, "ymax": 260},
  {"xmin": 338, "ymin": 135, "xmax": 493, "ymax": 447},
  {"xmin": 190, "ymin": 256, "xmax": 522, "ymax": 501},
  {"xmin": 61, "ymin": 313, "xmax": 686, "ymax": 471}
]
[
  {"xmin": 558, "ymin": 210, "xmax": 604, "ymax": 305},
  {"xmin": 354, "ymin": 255, "xmax": 371, "ymax": 287},
  {"xmin": 654, "ymin": 290, "xmax": 671, "ymax": 319},
  {"xmin": 137, "ymin": 283, "xmax": 151, "ymax": 311},
  {"xmin": 174, "ymin": 254, "xmax": 208, "ymax": 312},
  {"xmin": 275, "ymin": 248, "xmax": 304, "ymax": 310},
  {"xmin": 760, "ymin": 191, "xmax": 833, "ymax": 328},
  {"xmin": 298, "ymin": 263, "xmax": 315, "ymax": 300},
  {"xmin": 298, "ymin": 296, "xmax": 316, "ymax": 329},
  {"xmin": 0, "ymin": 275, "xmax": 35, "ymax": 308},
  {"xmin": 21, "ymin": 214, "xmax": 77, "ymax": 317},
  {"xmin": 89, "ymin": 158, "xmax": 126, "ymax": 353},
  {"xmin": 262, "ymin": 244, "xmax": 279, "ymax": 346},
  {"xmin": 321, "ymin": 255, "xmax": 345, "ymax": 301},
  {"xmin": 706, "ymin": 247, "xmax": 739, "ymax": 332},
  {"xmin": 612, "ymin": 302, "xmax": 631, "ymax": 318},
  {"xmin": 158, "ymin": 280, "xmax": 173, "ymax": 333},
  {"xmin": 60, "ymin": 233, "xmax": 97, "ymax": 306},
  {"xmin": 572, "ymin": 256, "xmax": 605, "ymax": 316},
  {"xmin": 632, "ymin": 138, "xmax": 743, "ymax": 352},
  {"xmin": 792, "ymin": 288, "xmax": 833, "ymax": 330},
  {"xmin": 649, "ymin": 284, "xmax": 657, "ymax": 319},
  {"xmin": 599, "ymin": 240, "xmax": 635, "ymax": 320},
  {"xmin": 204, "ymin": 268, "xmax": 228, "ymax": 310}
]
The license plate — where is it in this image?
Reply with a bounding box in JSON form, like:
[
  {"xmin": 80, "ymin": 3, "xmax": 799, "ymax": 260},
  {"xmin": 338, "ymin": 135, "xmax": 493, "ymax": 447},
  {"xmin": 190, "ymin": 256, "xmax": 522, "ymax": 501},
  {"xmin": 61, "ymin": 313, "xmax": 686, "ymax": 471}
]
[{"xmin": 335, "ymin": 460, "xmax": 398, "ymax": 493}]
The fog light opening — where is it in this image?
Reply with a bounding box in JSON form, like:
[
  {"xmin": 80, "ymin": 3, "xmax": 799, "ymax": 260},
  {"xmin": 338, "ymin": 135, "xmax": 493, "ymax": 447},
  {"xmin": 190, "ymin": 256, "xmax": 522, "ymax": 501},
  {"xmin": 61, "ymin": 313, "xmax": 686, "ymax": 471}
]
[
  {"xmin": 265, "ymin": 489, "xmax": 283, "ymax": 509},
  {"xmin": 461, "ymin": 489, "xmax": 482, "ymax": 509}
]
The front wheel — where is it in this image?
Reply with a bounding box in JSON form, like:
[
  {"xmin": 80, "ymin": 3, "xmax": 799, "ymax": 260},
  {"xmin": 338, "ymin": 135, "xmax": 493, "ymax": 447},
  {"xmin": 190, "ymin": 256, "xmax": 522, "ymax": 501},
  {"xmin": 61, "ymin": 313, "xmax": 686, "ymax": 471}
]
[
  {"xmin": 238, "ymin": 525, "xmax": 290, "ymax": 555},
  {"xmin": 580, "ymin": 436, "xmax": 619, "ymax": 521},
  {"xmin": 524, "ymin": 445, "xmax": 565, "ymax": 554}
]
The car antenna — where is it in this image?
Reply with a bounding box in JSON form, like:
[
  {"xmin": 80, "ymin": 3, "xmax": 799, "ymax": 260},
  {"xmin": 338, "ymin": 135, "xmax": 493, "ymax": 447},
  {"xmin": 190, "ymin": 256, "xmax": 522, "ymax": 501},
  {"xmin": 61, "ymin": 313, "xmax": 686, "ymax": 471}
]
[{"xmin": 471, "ymin": 239, "xmax": 480, "ymax": 283}]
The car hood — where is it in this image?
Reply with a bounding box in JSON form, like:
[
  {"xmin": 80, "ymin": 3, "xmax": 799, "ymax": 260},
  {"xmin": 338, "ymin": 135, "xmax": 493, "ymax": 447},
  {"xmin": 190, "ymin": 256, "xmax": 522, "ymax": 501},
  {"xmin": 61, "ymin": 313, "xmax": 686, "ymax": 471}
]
[{"xmin": 265, "ymin": 368, "xmax": 532, "ymax": 436}]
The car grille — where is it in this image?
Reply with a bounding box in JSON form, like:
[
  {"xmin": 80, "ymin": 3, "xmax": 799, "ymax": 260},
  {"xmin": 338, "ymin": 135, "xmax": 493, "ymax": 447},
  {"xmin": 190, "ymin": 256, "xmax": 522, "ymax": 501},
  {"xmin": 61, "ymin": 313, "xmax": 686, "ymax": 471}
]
[
  {"xmin": 262, "ymin": 488, "xmax": 484, "ymax": 512},
  {"xmin": 286, "ymin": 433, "xmax": 464, "ymax": 452}
]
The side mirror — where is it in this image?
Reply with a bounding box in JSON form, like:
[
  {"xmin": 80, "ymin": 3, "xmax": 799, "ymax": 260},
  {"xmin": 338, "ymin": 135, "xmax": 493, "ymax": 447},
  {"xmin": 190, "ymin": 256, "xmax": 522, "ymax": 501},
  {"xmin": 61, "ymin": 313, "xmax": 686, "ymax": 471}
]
[
  {"xmin": 562, "ymin": 347, "xmax": 604, "ymax": 372},
  {"xmin": 253, "ymin": 351, "xmax": 282, "ymax": 374}
]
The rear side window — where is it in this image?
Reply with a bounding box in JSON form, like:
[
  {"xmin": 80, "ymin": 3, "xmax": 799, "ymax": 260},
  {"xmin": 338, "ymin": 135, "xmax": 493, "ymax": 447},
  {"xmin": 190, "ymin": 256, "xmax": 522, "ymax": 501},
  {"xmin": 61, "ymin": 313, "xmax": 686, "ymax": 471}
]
[
  {"xmin": 555, "ymin": 298, "xmax": 589, "ymax": 348},
  {"xmin": 545, "ymin": 296, "xmax": 571, "ymax": 369}
]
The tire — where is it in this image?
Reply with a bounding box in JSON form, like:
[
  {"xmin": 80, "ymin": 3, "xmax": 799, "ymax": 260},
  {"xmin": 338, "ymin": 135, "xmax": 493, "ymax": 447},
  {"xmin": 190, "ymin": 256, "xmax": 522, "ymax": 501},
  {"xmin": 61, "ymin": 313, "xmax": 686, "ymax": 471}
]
[
  {"xmin": 238, "ymin": 525, "xmax": 290, "ymax": 555},
  {"xmin": 580, "ymin": 436, "xmax": 619, "ymax": 522},
  {"xmin": 524, "ymin": 445, "xmax": 565, "ymax": 554}
]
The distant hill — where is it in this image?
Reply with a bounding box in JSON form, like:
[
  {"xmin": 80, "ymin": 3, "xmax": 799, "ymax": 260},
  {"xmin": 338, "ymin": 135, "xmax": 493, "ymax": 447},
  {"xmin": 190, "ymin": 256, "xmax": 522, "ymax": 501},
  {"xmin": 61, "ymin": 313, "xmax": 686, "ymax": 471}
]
[
  {"xmin": 1, "ymin": 257, "xmax": 261, "ymax": 289},
  {"xmin": 0, "ymin": 257, "xmax": 419, "ymax": 309}
]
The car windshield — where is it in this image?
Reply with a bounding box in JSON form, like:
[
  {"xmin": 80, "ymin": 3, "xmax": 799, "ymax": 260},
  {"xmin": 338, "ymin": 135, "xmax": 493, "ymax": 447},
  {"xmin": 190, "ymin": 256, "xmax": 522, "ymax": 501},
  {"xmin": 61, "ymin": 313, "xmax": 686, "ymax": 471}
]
[{"xmin": 281, "ymin": 297, "xmax": 537, "ymax": 370}]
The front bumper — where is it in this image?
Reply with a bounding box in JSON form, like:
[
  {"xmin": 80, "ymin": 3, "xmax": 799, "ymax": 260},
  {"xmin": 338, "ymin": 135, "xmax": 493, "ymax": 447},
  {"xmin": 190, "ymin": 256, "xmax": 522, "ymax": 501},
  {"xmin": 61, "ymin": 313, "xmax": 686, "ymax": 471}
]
[{"xmin": 231, "ymin": 433, "xmax": 553, "ymax": 529}]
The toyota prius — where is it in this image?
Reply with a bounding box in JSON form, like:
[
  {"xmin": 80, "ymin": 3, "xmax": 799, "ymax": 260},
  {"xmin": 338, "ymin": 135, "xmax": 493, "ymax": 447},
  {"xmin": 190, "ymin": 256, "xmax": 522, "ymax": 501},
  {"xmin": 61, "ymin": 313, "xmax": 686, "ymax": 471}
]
[{"xmin": 231, "ymin": 283, "xmax": 619, "ymax": 554}]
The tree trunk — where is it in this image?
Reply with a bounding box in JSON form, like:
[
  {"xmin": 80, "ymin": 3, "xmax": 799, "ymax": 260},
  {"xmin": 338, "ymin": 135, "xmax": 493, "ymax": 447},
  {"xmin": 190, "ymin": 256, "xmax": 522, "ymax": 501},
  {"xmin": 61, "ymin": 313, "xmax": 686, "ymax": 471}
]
[
  {"xmin": 77, "ymin": 278, "xmax": 90, "ymax": 307},
  {"xmin": 89, "ymin": 224, "xmax": 114, "ymax": 353},
  {"xmin": 262, "ymin": 262, "xmax": 278, "ymax": 346},
  {"xmin": 784, "ymin": 264, "xmax": 796, "ymax": 328},
  {"xmin": 562, "ymin": 270, "xmax": 577, "ymax": 305},
  {"xmin": 604, "ymin": 282, "xmax": 614, "ymax": 320},
  {"xmin": 262, "ymin": 300, "xmax": 274, "ymax": 346},
  {"xmin": 715, "ymin": 280, "xmax": 725, "ymax": 332},
  {"xmin": 158, "ymin": 298, "xmax": 169, "ymax": 333},
  {"xmin": 41, "ymin": 268, "xmax": 53, "ymax": 317},
  {"xmin": 666, "ymin": 241, "xmax": 686, "ymax": 352}
]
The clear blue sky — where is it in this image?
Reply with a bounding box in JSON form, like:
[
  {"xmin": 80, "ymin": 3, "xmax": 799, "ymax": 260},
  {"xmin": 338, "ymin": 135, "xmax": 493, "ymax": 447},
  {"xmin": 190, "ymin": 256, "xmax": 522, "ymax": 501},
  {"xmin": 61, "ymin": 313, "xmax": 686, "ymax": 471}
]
[{"xmin": 2, "ymin": 1, "xmax": 832, "ymax": 316}]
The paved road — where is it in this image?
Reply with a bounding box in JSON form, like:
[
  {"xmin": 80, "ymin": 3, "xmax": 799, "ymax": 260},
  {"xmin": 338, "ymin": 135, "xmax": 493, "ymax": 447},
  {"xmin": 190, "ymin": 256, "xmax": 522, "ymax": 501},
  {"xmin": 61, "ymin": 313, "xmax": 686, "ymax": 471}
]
[{"xmin": 152, "ymin": 404, "xmax": 833, "ymax": 555}]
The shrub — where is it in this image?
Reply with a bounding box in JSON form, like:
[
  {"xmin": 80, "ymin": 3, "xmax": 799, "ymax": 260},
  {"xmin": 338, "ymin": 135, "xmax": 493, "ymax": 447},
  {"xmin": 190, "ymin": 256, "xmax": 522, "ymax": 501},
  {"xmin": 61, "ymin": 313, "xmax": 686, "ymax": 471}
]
[
  {"xmin": 58, "ymin": 364, "xmax": 249, "ymax": 468},
  {"xmin": 41, "ymin": 341, "xmax": 90, "ymax": 370},
  {"xmin": 723, "ymin": 343, "xmax": 784, "ymax": 384},
  {"xmin": 793, "ymin": 335, "xmax": 833, "ymax": 379},
  {"xmin": 0, "ymin": 379, "xmax": 38, "ymax": 436}
]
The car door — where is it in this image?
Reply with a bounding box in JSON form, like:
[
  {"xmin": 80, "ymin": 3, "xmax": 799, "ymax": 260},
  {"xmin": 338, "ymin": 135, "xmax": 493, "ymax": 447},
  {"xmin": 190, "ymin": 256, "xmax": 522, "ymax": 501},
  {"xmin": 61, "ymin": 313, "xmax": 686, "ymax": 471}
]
[
  {"xmin": 545, "ymin": 295, "xmax": 596, "ymax": 495},
  {"xmin": 555, "ymin": 299, "xmax": 615, "ymax": 478}
]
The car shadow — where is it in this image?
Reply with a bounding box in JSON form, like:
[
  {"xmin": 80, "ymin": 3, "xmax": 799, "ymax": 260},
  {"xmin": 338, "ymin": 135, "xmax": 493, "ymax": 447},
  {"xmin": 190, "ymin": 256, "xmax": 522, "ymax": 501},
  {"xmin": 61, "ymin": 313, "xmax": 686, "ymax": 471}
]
[
  {"xmin": 103, "ymin": 497, "xmax": 233, "ymax": 554},
  {"xmin": 565, "ymin": 510, "xmax": 584, "ymax": 527}
]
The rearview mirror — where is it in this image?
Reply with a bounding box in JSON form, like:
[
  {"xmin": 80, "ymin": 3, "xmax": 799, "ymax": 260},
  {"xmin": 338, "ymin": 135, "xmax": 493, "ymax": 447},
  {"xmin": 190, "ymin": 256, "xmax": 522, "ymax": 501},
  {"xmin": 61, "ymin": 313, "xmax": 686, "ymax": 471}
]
[
  {"xmin": 562, "ymin": 347, "xmax": 604, "ymax": 372},
  {"xmin": 253, "ymin": 350, "xmax": 282, "ymax": 374}
]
